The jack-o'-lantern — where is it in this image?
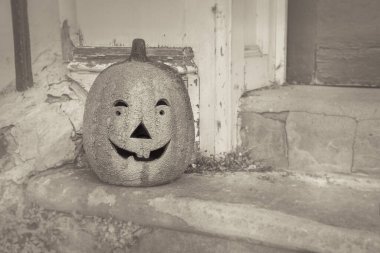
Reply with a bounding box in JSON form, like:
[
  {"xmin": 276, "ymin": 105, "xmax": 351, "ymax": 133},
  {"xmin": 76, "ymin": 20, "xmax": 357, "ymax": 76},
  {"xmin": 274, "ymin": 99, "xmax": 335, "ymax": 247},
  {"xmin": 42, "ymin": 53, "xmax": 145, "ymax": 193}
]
[{"xmin": 83, "ymin": 39, "xmax": 195, "ymax": 186}]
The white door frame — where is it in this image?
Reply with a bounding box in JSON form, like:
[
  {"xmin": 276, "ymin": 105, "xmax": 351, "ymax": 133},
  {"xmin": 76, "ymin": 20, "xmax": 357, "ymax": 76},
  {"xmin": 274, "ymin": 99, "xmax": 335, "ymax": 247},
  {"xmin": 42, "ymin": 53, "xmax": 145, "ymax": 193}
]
[
  {"xmin": 211, "ymin": 0, "xmax": 288, "ymax": 154},
  {"xmin": 274, "ymin": 0, "xmax": 288, "ymax": 85}
]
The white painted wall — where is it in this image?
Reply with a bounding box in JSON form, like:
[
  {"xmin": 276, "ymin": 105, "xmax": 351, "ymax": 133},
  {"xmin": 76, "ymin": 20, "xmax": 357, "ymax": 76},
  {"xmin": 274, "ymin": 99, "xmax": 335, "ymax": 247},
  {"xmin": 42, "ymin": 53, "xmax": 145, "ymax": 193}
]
[
  {"xmin": 0, "ymin": 0, "xmax": 15, "ymax": 91},
  {"xmin": 28, "ymin": 0, "xmax": 61, "ymax": 60},
  {"xmin": 75, "ymin": 0, "xmax": 185, "ymax": 47},
  {"xmin": 0, "ymin": 0, "xmax": 61, "ymax": 92},
  {"xmin": 243, "ymin": 0, "xmax": 278, "ymax": 91}
]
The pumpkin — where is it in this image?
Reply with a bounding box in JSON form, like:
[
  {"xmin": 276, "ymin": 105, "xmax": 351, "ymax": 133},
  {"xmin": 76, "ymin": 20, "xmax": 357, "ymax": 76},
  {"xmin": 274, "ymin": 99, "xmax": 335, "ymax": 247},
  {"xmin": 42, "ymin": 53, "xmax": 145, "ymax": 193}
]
[{"xmin": 83, "ymin": 39, "xmax": 195, "ymax": 186}]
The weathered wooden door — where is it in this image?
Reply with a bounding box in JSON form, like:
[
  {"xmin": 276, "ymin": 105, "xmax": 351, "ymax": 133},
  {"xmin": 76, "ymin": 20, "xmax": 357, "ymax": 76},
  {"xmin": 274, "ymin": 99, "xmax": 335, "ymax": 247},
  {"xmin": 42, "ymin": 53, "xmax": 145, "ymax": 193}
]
[{"xmin": 287, "ymin": 0, "xmax": 380, "ymax": 87}]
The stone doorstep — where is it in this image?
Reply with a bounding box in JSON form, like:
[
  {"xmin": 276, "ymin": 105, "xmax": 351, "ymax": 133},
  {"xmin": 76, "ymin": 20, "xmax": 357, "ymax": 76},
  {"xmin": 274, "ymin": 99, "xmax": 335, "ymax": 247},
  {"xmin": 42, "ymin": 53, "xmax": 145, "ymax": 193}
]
[
  {"xmin": 27, "ymin": 165, "xmax": 380, "ymax": 253},
  {"xmin": 239, "ymin": 85, "xmax": 380, "ymax": 175},
  {"xmin": 132, "ymin": 228, "xmax": 295, "ymax": 253},
  {"xmin": 240, "ymin": 85, "xmax": 380, "ymax": 120}
]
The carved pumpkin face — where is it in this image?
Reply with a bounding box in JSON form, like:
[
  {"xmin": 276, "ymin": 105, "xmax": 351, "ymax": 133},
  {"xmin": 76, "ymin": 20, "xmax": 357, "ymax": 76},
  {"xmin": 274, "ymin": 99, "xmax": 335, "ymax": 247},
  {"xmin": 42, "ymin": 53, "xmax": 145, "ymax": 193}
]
[{"xmin": 83, "ymin": 50, "xmax": 194, "ymax": 186}]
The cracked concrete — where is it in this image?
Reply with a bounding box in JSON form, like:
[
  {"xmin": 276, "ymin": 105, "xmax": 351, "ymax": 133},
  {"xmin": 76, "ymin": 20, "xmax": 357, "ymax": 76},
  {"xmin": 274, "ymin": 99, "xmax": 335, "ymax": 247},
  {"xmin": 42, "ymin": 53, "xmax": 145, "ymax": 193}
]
[
  {"xmin": 239, "ymin": 85, "xmax": 380, "ymax": 176},
  {"xmin": 240, "ymin": 112, "xmax": 288, "ymax": 169},
  {"xmin": 350, "ymin": 121, "xmax": 359, "ymax": 173},
  {"xmin": 283, "ymin": 118, "xmax": 289, "ymax": 166},
  {"xmin": 259, "ymin": 111, "xmax": 289, "ymax": 122}
]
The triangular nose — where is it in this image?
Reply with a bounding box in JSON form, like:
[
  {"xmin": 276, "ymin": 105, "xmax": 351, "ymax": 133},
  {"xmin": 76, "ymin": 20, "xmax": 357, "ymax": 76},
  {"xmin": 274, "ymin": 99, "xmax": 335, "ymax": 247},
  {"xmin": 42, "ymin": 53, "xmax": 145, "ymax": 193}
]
[{"xmin": 130, "ymin": 122, "xmax": 151, "ymax": 139}]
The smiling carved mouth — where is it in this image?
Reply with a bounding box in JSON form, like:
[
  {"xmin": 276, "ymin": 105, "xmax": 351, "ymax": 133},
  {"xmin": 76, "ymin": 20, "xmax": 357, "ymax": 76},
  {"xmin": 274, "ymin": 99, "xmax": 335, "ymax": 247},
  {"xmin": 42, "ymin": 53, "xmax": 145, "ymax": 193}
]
[{"xmin": 109, "ymin": 140, "xmax": 170, "ymax": 162}]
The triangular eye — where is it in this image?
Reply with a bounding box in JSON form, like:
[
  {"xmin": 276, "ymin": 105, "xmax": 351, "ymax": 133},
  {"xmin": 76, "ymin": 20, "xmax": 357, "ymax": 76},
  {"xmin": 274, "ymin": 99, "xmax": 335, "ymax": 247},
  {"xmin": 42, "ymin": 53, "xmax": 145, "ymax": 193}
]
[
  {"xmin": 114, "ymin": 100, "xmax": 128, "ymax": 107},
  {"xmin": 156, "ymin": 99, "xmax": 169, "ymax": 106}
]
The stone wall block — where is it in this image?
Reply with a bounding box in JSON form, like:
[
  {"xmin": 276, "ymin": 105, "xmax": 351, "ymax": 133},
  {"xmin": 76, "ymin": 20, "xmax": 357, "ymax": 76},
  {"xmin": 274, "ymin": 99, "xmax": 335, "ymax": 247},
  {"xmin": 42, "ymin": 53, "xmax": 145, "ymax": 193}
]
[
  {"xmin": 286, "ymin": 112, "xmax": 356, "ymax": 173},
  {"xmin": 239, "ymin": 112, "xmax": 288, "ymax": 169}
]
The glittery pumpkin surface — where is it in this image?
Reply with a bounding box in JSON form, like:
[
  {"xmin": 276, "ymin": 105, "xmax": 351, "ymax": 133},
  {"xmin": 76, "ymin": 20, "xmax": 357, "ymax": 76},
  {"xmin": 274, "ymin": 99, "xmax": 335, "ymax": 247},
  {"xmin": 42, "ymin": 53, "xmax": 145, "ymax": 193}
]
[{"xmin": 83, "ymin": 60, "xmax": 194, "ymax": 186}]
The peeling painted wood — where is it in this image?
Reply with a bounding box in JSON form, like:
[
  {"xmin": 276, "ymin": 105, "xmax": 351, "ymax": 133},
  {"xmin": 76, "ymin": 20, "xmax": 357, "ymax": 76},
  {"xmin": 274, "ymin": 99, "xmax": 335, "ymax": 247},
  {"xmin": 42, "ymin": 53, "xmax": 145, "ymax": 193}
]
[
  {"xmin": 73, "ymin": 46, "xmax": 194, "ymax": 61},
  {"xmin": 68, "ymin": 46, "xmax": 197, "ymax": 75},
  {"xmin": 184, "ymin": 73, "xmax": 200, "ymax": 149},
  {"xmin": 214, "ymin": 0, "xmax": 232, "ymax": 154}
]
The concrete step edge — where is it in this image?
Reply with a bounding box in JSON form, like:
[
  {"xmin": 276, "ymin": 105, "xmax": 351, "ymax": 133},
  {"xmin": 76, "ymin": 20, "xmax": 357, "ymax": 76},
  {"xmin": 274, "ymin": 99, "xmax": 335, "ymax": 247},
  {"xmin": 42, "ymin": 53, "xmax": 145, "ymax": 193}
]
[
  {"xmin": 274, "ymin": 170, "xmax": 380, "ymax": 192},
  {"xmin": 26, "ymin": 167, "xmax": 380, "ymax": 253}
]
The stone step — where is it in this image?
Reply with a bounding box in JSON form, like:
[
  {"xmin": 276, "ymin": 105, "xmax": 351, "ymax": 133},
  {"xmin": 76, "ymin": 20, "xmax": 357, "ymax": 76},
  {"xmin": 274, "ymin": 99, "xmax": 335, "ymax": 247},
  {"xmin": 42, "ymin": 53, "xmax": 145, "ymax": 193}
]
[
  {"xmin": 239, "ymin": 85, "xmax": 380, "ymax": 176},
  {"xmin": 27, "ymin": 165, "xmax": 380, "ymax": 253},
  {"xmin": 131, "ymin": 228, "xmax": 295, "ymax": 253}
]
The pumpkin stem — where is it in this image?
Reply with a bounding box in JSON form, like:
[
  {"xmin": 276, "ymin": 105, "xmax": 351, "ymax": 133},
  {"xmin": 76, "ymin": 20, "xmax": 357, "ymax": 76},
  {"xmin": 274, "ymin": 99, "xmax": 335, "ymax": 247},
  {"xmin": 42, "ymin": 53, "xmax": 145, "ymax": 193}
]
[{"xmin": 129, "ymin": 39, "xmax": 148, "ymax": 62}]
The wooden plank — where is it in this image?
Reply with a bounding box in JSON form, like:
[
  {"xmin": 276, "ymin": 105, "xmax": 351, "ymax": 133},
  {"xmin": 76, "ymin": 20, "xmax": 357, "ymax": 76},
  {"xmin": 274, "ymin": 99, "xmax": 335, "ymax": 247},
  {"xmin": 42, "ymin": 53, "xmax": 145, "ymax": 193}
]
[
  {"xmin": 315, "ymin": 0, "xmax": 380, "ymax": 87},
  {"xmin": 232, "ymin": 0, "xmax": 246, "ymax": 148},
  {"xmin": 188, "ymin": 1, "xmax": 216, "ymax": 155},
  {"xmin": 317, "ymin": 43, "xmax": 380, "ymax": 87},
  {"xmin": 11, "ymin": 0, "xmax": 33, "ymax": 91},
  {"xmin": 67, "ymin": 58, "xmax": 197, "ymax": 75},
  {"xmin": 183, "ymin": 74, "xmax": 200, "ymax": 149},
  {"xmin": 69, "ymin": 46, "xmax": 197, "ymax": 75},
  {"xmin": 73, "ymin": 46, "xmax": 194, "ymax": 60},
  {"xmin": 274, "ymin": 0, "xmax": 288, "ymax": 85},
  {"xmin": 214, "ymin": 0, "xmax": 232, "ymax": 154},
  {"xmin": 256, "ymin": 0, "xmax": 270, "ymax": 55}
]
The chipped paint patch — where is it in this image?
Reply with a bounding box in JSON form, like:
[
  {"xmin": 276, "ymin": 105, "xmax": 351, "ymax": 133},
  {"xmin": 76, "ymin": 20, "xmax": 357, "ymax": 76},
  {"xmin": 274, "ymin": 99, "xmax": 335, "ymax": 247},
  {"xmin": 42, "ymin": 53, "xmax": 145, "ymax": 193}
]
[{"xmin": 88, "ymin": 187, "xmax": 116, "ymax": 206}]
